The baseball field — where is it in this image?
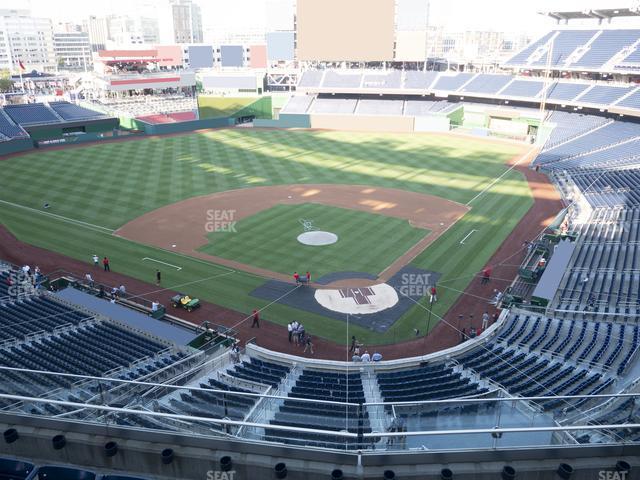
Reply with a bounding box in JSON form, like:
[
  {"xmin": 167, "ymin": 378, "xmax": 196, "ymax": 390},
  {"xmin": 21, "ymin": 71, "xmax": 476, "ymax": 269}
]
[{"xmin": 0, "ymin": 129, "xmax": 533, "ymax": 345}]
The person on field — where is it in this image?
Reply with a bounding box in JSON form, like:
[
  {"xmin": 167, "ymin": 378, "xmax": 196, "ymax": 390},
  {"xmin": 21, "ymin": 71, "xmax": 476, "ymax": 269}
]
[
  {"xmin": 156, "ymin": 270, "xmax": 161, "ymax": 286},
  {"xmin": 92, "ymin": 254, "xmax": 99, "ymax": 267},
  {"xmin": 429, "ymin": 285, "xmax": 437, "ymax": 303},
  {"xmin": 306, "ymin": 271, "xmax": 311, "ymax": 283},
  {"xmin": 349, "ymin": 335, "xmax": 357, "ymax": 353},
  {"xmin": 293, "ymin": 272, "xmax": 300, "ymax": 284},
  {"xmin": 287, "ymin": 322, "xmax": 293, "ymax": 342},
  {"xmin": 482, "ymin": 311, "xmax": 490, "ymax": 330},
  {"xmin": 481, "ymin": 267, "xmax": 492, "ymax": 284},
  {"xmin": 292, "ymin": 321, "xmax": 300, "ymax": 345},
  {"xmin": 304, "ymin": 335, "xmax": 314, "ymax": 354},
  {"xmin": 251, "ymin": 309, "xmax": 260, "ymax": 328},
  {"xmin": 103, "ymin": 257, "xmax": 110, "ymax": 272}
]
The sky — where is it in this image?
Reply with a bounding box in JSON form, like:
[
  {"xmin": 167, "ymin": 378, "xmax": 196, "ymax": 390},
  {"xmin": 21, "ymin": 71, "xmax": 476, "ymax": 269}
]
[{"xmin": 2, "ymin": 0, "xmax": 640, "ymax": 34}]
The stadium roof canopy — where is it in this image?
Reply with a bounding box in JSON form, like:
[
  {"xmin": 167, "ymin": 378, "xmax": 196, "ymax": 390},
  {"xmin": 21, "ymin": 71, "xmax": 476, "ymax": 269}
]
[{"xmin": 540, "ymin": 7, "xmax": 640, "ymax": 22}]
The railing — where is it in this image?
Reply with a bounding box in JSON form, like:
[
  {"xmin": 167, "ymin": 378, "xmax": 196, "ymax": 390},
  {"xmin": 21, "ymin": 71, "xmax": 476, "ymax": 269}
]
[{"xmin": 2, "ymin": 387, "xmax": 640, "ymax": 453}]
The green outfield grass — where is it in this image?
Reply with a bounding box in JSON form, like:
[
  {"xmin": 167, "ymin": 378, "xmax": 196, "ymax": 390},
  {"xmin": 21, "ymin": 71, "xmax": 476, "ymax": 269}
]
[
  {"xmin": 0, "ymin": 129, "xmax": 533, "ymax": 345},
  {"xmin": 199, "ymin": 203, "xmax": 428, "ymax": 278}
]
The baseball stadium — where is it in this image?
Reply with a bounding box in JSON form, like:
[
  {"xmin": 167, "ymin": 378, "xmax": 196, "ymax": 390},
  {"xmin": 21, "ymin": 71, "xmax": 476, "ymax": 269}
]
[{"xmin": 0, "ymin": 1, "xmax": 640, "ymax": 479}]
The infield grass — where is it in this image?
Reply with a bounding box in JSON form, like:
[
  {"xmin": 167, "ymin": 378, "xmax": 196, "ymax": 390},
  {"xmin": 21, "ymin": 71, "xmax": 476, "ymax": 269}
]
[
  {"xmin": 0, "ymin": 129, "xmax": 533, "ymax": 345},
  {"xmin": 199, "ymin": 203, "xmax": 428, "ymax": 278}
]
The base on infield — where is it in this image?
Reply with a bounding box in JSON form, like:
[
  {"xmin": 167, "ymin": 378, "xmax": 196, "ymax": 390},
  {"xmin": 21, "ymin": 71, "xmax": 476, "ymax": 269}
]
[{"xmin": 297, "ymin": 231, "xmax": 338, "ymax": 246}]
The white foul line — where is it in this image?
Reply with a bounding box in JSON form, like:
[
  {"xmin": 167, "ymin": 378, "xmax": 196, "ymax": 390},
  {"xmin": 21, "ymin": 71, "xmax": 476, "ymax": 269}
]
[
  {"xmin": 0, "ymin": 199, "xmax": 114, "ymax": 233},
  {"xmin": 465, "ymin": 145, "xmax": 537, "ymax": 206},
  {"xmin": 460, "ymin": 230, "xmax": 478, "ymax": 245},
  {"xmin": 142, "ymin": 257, "xmax": 182, "ymax": 271}
]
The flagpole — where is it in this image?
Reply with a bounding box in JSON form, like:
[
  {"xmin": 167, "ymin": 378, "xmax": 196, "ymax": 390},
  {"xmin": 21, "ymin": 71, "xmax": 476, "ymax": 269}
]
[{"xmin": 17, "ymin": 59, "xmax": 24, "ymax": 93}]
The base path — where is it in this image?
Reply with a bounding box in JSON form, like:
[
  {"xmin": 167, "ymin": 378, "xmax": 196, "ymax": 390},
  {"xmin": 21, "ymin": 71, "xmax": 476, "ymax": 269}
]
[{"xmin": 115, "ymin": 184, "xmax": 469, "ymax": 286}]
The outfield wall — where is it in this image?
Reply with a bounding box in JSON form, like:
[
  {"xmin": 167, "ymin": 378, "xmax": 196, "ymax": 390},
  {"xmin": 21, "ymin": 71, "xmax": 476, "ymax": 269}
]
[
  {"xmin": 309, "ymin": 114, "xmax": 414, "ymax": 132},
  {"xmin": 414, "ymin": 116, "xmax": 451, "ymax": 132},
  {"xmin": 254, "ymin": 113, "xmax": 312, "ymax": 128},
  {"xmin": 25, "ymin": 118, "xmax": 120, "ymax": 142},
  {"xmin": 0, "ymin": 138, "xmax": 33, "ymax": 156},
  {"xmin": 119, "ymin": 116, "xmax": 234, "ymax": 135}
]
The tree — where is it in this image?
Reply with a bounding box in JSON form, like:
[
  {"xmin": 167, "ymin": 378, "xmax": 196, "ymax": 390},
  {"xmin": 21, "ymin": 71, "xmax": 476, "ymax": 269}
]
[{"xmin": 0, "ymin": 69, "xmax": 13, "ymax": 92}]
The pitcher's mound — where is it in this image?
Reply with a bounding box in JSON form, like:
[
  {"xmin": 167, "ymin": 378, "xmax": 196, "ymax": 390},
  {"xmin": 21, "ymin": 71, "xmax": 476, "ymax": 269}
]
[{"xmin": 297, "ymin": 231, "xmax": 338, "ymax": 246}]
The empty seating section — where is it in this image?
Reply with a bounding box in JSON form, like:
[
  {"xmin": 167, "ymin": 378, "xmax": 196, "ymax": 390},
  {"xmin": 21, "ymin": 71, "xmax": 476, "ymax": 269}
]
[
  {"xmin": 554, "ymin": 209, "xmax": 640, "ymax": 315},
  {"xmin": 404, "ymin": 100, "xmax": 455, "ymax": 116},
  {"xmin": 577, "ymin": 85, "xmax": 634, "ymax": 105},
  {"xmin": 269, "ymin": 369, "xmax": 372, "ymax": 449},
  {"xmin": 362, "ymin": 71, "xmax": 401, "ymax": 89},
  {"xmin": 617, "ymin": 89, "xmax": 640, "ymax": 109},
  {"xmin": 295, "ymin": 68, "xmax": 640, "ymax": 114},
  {"xmin": 541, "ymin": 112, "xmax": 609, "ymax": 153},
  {"xmin": 570, "ymin": 169, "xmax": 640, "ymax": 208},
  {"xmin": 537, "ymin": 121, "xmax": 640, "ymax": 166},
  {"xmin": 620, "ymin": 46, "xmax": 640, "ymax": 68},
  {"xmin": 457, "ymin": 337, "xmax": 609, "ymax": 410},
  {"xmin": 378, "ymin": 363, "xmax": 485, "ymax": 404},
  {"xmin": 572, "ymin": 30, "xmax": 640, "ymax": 69},
  {"xmin": 499, "ymin": 80, "xmax": 544, "ymax": 98},
  {"xmin": 48, "ymin": 102, "xmax": 104, "ymax": 120},
  {"xmin": 546, "ymin": 83, "xmax": 591, "ymax": 101},
  {"xmin": 1, "ymin": 321, "xmax": 166, "ymax": 375},
  {"xmin": 455, "ymin": 311, "xmax": 640, "ymax": 409},
  {"xmin": 310, "ymin": 98, "xmax": 358, "ymax": 114},
  {"xmin": 226, "ymin": 357, "xmax": 289, "ymax": 387},
  {"xmin": 505, "ymin": 30, "xmax": 556, "ymax": 65},
  {"xmin": 322, "ymin": 71, "xmax": 362, "ymax": 89},
  {"xmin": 460, "ymin": 74, "xmax": 512, "ymax": 94},
  {"xmin": 0, "ymin": 296, "xmax": 89, "ymax": 341},
  {"xmin": 4, "ymin": 104, "xmax": 60, "ymax": 125},
  {"xmin": 356, "ymin": 99, "xmax": 404, "ymax": 116},
  {"xmin": 167, "ymin": 377, "xmax": 257, "ymax": 423},
  {"xmin": 298, "ymin": 70, "xmax": 324, "ymax": 88},
  {"xmin": 403, "ymin": 71, "xmax": 438, "ymax": 90},
  {"xmin": 0, "ymin": 111, "xmax": 27, "ymax": 139},
  {"xmin": 432, "ymin": 73, "xmax": 475, "ymax": 91},
  {"xmin": 531, "ymin": 30, "xmax": 598, "ymax": 67},
  {"xmin": 281, "ymin": 95, "xmax": 314, "ymax": 114},
  {"xmin": 551, "ymin": 139, "xmax": 640, "ymax": 170}
]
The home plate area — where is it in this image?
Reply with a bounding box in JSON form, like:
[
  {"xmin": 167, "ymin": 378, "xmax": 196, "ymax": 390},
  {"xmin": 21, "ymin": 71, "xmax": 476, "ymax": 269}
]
[
  {"xmin": 250, "ymin": 266, "xmax": 441, "ymax": 333},
  {"xmin": 314, "ymin": 284, "xmax": 399, "ymax": 315}
]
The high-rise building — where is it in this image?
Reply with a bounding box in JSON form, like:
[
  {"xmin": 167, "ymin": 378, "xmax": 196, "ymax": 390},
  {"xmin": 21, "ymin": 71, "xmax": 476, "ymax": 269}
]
[
  {"xmin": 53, "ymin": 30, "xmax": 92, "ymax": 72},
  {"xmin": 0, "ymin": 9, "xmax": 55, "ymax": 72},
  {"xmin": 167, "ymin": 0, "xmax": 203, "ymax": 44},
  {"xmin": 87, "ymin": 16, "xmax": 109, "ymax": 52},
  {"xmin": 87, "ymin": 14, "xmax": 159, "ymax": 50}
]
